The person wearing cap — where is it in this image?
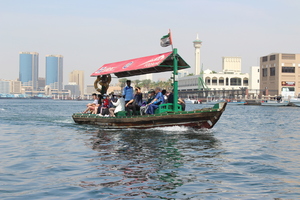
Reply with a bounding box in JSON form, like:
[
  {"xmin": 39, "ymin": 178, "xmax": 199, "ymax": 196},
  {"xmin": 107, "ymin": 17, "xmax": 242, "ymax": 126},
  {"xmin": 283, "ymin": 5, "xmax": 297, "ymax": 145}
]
[
  {"xmin": 146, "ymin": 87, "xmax": 164, "ymax": 115},
  {"xmin": 109, "ymin": 93, "xmax": 125, "ymax": 117},
  {"xmin": 122, "ymin": 80, "xmax": 134, "ymax": 105},
  {"xmin": 140, "ymin": 89, "xmax": 155, "ymax": 115}
]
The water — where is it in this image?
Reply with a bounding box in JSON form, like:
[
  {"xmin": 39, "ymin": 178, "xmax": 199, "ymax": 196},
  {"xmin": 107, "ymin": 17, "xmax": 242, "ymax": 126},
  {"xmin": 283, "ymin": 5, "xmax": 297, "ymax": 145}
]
[{"xmin": 0, "ymin": 99, "xmax": 300, "ymax": 199}]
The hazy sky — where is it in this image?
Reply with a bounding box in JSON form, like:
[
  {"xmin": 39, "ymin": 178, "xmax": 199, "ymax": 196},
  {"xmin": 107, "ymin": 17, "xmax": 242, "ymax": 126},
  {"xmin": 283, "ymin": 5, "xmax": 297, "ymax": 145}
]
[{"xmin": 1, "ymin": 0, "xmax": 300, "ymax": 85}]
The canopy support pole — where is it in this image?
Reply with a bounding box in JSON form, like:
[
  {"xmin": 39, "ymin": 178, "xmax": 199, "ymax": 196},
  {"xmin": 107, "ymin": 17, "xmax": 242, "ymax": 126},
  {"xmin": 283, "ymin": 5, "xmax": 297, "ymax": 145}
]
[{"xmin": 173, "ymin": 48, "xmax": 180, "ymax": 112}]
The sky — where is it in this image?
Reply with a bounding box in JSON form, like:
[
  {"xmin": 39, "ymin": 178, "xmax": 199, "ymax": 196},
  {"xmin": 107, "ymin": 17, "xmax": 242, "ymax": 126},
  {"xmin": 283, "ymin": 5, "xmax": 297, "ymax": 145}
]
[{"xmin": 1, "ymin": 0, "xmax": 300, "ymax": 86}]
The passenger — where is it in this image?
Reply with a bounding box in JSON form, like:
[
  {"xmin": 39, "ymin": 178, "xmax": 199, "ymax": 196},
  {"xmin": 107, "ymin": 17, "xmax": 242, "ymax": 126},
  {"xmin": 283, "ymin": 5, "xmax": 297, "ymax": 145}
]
[
  {"xmin": 122, "ymin": 80, "xmax": 134, "ymax": 106},
  {"xmin": 125, "ymin": 87, "xmax": 143, "ymax": 116},
  {"xmin": 178, "ymin": 98, "xmax": 186, "ymax": 111},
  {"xmin": 83, "ymin": 93, "xmax": 98, "ymax": 113},
  {"xmin": 168, "ymin": 92, "xmax": 186, "ymax": 111},
  {"xmin": 162, "ymin": 89, "xmax": 168, "ymax": 103},
  {"xmin": 109, "ymin": 93, "xmax": 125, "ymax": 117},
  {"xmin": 140, "ymin": 89, "xmax": 155, "ymax": 115},
  {"xmin": 98, "ymin": 94, "xmax": 110, "ymax": 116},
  {"xmin": 146, "ymin": 87, "xmax": 164, "ymax": 115},
  {"xmin": 92, "ymin": 94, "xmax": 103, "ymax": 114}
]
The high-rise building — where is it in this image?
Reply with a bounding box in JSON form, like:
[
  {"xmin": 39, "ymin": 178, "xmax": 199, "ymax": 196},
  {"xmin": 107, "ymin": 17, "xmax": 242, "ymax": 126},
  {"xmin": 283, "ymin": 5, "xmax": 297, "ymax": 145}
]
[
  {"xmin": 69, "ymin": 70, "xmax": 84, "ymax": 96},
  {"xmin": 193, "ymin": 34, "xmax": 202, "ymax": 75},
  {"xmin": 46, "ymin": 55, "xmax": 63, "ymax": 91},
  {"xmin": 19, "ymin": 52, "xmax": 39, "ymax": 90},
  {"xmin": 260, "ymin": 53, "xmax": 300, "ymax": 97}
]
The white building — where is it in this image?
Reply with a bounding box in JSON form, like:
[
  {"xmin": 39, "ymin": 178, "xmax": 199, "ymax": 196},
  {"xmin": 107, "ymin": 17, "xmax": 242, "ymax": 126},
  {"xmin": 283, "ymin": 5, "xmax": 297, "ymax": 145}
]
[
  {"xmin": 222, "ymin": 57, "xmax": 241, "ymax": 73},
  {"xmin": 0, "ymin": 80, "xmax": 10, "ymax": 94},
  {"xmin": 140, "ymin": 74, "xmax": 153, "ymax": 81},
  {"xmin": 178, "ymin": 70, "xmax": 189, "ymax": 78},
  {"xmin": 178, "ymin": 70, "xmax": 249, "ymax": 90},
  {"xmin": 249, "ymin": 66, "xmax": 260, "ymax": 90}
]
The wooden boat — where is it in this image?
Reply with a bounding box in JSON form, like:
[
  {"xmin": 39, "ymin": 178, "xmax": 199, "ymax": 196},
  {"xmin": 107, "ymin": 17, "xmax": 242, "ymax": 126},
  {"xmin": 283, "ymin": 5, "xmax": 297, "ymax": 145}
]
[
  {"xmin": 72, "ymin": 49, "xmax": 227, "ymax": 129},
  {"xmin": 72, "ymin": 102, "xmax": 227, "ymax": 129}
]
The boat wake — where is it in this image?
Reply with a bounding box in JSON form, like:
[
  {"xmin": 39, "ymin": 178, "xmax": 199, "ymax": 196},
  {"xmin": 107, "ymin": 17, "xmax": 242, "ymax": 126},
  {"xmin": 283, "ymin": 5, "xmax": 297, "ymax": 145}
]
[
  {"xmin": 53, "ymin": 119, "xmax": 74, "ymax": 124},
  {"xmin": 150, "ymin": 126, "xmax": 213, "ymax": 134}
]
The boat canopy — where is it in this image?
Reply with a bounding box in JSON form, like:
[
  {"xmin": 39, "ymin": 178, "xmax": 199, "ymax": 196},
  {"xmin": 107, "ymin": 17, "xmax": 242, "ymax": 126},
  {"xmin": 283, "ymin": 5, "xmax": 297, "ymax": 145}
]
[{"xmin": 90, "ymin": 51, "xmax": 190, "ymax": 78}]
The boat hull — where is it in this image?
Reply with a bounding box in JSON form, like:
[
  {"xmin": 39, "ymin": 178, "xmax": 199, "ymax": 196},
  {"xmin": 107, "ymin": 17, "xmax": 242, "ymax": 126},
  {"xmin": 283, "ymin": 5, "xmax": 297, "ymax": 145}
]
[{"xmin": 72, "ymin": 102, "xmax": 227, "ymax": 129}]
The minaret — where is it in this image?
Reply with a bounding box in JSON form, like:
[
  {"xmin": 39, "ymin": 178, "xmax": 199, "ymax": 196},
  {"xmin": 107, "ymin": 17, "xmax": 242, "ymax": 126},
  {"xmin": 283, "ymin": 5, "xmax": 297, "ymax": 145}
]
[{"xmin": 193, "ymin": 34, "xmax": 202, "ymax": 75}]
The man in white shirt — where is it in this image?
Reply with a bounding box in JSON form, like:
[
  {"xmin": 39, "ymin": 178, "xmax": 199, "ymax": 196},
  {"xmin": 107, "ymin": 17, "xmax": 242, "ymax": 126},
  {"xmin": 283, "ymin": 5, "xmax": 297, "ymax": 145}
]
[
  {"xmin": 109, "ymin": 93, "xmax": 125, "ymax": 117},
  {"xmin": 83, "ymin": 93, "xmax": 99, "ymax": 113}
]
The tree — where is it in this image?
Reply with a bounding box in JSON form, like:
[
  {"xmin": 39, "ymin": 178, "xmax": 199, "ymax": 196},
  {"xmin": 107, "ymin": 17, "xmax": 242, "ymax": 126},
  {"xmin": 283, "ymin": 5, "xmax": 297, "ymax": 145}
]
[
  {"xmin": 140, "ymin": 79, "xmax": 151, "ymax": 91},
  {"xmin": 187, "ymin": 73, "xmax": 194, "ymax": 76},
  {"xmin": 133, "ymin": 79, "xmax": 141, "ymax": 87},
  {"xmin": 119, "ymin": 78, "xmax": 127, "ymax": 88}
]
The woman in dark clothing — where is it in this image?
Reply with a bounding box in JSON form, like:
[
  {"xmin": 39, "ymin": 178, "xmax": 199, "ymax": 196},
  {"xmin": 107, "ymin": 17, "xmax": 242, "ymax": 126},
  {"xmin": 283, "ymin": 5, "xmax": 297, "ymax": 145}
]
[{"xmin": 125, "ymin": 87, "xmax": 143, "ymax": 115}]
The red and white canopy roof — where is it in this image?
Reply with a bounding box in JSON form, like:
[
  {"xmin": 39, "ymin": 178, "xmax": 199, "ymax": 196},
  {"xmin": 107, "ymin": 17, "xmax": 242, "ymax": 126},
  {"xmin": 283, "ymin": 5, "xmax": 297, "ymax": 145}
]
[{"xmin": 91, "ymin": 51, "xmax": 190, "ymax": 78}]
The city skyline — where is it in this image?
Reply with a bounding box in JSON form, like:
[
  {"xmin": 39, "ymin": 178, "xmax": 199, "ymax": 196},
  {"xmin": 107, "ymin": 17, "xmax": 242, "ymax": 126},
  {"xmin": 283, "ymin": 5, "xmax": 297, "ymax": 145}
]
[{"xmin": 1, "ymin": 0, "xmax": 300, "ymax": 86}]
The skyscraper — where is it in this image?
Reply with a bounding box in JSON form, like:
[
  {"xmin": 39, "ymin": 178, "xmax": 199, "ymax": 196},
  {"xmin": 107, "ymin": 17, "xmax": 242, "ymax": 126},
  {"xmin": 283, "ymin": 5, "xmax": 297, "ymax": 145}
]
[
  {"xmin": 46, "ymin": 55, "xmax": 63, "ymax": 91},
  {"xmin": 69, "ymin": 70, "xmax": 84, "ymax": 96},
  {"xmin": 19, "ymin": 52, "xmax": 39, "ymax": 90}
]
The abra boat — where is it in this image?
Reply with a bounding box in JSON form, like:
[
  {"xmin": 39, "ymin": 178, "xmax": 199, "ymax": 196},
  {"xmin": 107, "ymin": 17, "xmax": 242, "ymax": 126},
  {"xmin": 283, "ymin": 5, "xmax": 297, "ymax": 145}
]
[{"xmin": 72, "ymin": 49, "xmax": 227, "ymax": 129}]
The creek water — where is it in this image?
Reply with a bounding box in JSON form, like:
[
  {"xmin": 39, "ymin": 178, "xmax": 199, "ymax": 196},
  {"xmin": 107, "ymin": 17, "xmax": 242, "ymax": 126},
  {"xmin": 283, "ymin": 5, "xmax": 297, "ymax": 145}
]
[{"xmin": 0, "ymin": 99, "xmax": 299, "ymax": 199}]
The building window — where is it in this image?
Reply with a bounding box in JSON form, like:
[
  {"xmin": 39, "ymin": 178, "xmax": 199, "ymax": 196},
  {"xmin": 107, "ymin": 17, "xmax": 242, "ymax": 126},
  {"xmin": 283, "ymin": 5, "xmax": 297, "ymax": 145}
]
[
  {"xmin": 270, "ymin": 67, "xmax": 275, "ymax": 76},
  {"xmin": 257, "ymin": 79, "xmax": 259, "ymax": 83},
  {"xmin": 230, "ymin": 78, "xmax": 241, "ymax": 86},
  {"xmin": 282, "ymin": 67, "xmax": 295, "ymax": 73},
  {"xmin": 262, "ymin": 68, "xmax": 268, "ymax": 77},
  {"xmin": 257, "ymin": 69, "xmax": 259, "ymax": 72},
  {"xmin": 262, "ymin": 56, "xmax": 268, "ymax": 62},
  {"xmin": 243, "ymin": 78, "xmax": 248, "ymax": 86},
  {"xmin": 270, "ymin": 55, "xmax": 276, "ymax": 61},
  {"xmin": 282, "ymin": 54, "xmax": 295, "ymax": 60}
]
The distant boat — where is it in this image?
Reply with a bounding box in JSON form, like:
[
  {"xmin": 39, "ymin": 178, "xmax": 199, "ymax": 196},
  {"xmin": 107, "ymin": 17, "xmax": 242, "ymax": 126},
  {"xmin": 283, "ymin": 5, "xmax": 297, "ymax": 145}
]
[
  {"xmin": 261, "ymin": 100, "xmax": 289, "ymax": 106},
  {"xmin": 204, "ymin": 96, "xmax": 226, "ymax": 105},
  {"xmin": 289, "ymin": 98, "xmax": 300, "ymax": 107},
  {"xmin": 227, "ymin": 100, "xmax": 246, "ymax": 105}
]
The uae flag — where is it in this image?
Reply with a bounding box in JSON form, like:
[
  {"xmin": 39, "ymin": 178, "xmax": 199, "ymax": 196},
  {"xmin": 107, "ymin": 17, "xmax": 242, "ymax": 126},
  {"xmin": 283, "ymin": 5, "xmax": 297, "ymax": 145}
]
[{"xmin": 160, "ymin": 32, "xmax": 172, "ymax": 47}]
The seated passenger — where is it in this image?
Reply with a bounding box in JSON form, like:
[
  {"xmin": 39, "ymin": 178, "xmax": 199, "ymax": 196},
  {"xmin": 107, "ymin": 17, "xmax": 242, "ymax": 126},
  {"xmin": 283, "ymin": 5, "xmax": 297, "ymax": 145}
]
[
  {"xmin": 109, "ymin": 93, "xmax": 125, "ymax": 117},
  {"xmin": 125, "ymin": 87, "xmax": 143, "ymax": 116},
  {"xmin": 167, "ymin": 92, "xmax": 186, "ymax": 111},
  {"xmin": 140, "ymin": 89, "xmax": 155, "ymax": 115},
  {"xmin": 98, "ymin": 94, "xmax": 110, "ymax": 116},
  {"xmin": 92, "ymin": 94, "xmax": 102, "ymax": 114},
  {"xmin": 146, "ymin": 87, "xmax": 164, "ymax": 115},
  {"xmin": 162, "ymin": 89, "xmax": 168, "ymax": 103},
  {"xmin": 83, "ymin": 93, "xmax": 98, "ymax": 113}
]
